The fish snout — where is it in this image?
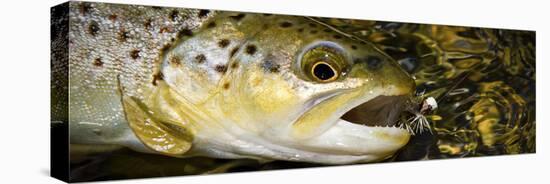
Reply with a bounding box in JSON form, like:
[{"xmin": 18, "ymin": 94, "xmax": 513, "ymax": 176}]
[{"xmin": 348, "ymin": 54, "xmax": 416, "ymax": 96}]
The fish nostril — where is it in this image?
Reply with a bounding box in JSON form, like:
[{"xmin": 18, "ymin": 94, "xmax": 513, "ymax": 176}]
[
  {"xmin": 366, "ymin": 56, "xmax": 383, "ymax": 70},
  {"xmin": 354, "ymin": 56, "xmax": 384, "ymax": 70}
]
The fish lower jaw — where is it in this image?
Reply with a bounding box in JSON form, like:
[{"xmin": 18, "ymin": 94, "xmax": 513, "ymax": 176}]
[
  {"xmin": 189, "ymin": 118, "xmax": 410, "ymax": 164},
  {"xmin": 301, "ymin": 118, "xmax": 411, "ymax": 155}
]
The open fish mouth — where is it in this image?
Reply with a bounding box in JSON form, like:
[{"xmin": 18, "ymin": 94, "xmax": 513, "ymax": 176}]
[
  {"xmin": 340, "ymin": 95, "xmax": 409, "ymax": 128},
  {"xmin": 288, "ymin": 94, "xmax": 415, "ymax": 163}
]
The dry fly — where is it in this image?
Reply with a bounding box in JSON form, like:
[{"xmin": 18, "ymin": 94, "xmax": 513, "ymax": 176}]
[
  {"xmin": 396, "ymin": 95, "xmax": 438, "ymax": 135},
  {"xmin": 397, "ymin": 71, "xmax": 472, "ymax": 135}
]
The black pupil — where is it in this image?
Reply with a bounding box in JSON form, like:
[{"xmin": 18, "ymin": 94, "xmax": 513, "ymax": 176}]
[{"xmin": 313, "ymin": 63, "xmax": 335, "ymax": 81}]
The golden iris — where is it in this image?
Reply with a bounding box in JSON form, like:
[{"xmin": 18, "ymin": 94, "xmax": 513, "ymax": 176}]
[{"xmin": 301, "ymin": 46, "xmax": 346, "ymax": 83}]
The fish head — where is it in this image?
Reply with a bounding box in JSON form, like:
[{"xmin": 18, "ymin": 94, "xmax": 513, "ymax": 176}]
[
  {"xmin": 210, "ymin": 15, "xmax": 416, "ymax": 163},
  {"xmin": 139, "ymin": 13, "xmax": 416, "ymax": 163}
]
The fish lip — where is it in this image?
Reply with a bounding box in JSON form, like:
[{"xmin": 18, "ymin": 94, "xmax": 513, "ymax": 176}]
[{"xmin": 302, "ymin": 90, "xmax": 344, "ymax": 111}]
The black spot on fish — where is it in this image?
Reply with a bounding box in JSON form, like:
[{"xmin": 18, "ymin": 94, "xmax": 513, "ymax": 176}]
[
  {"xmin": 280, "ymin": 21, "xmax": 293, "ymax": 28},
  {"xmin": 170, "ymin": 55, "xmax": 181, "ymax": 66},
  {"xmin": 195, "ymin": 54, "xmax": 206, "ymax": 64},
  {"xmin": 207, "ymin": 22, "xmax": 216, "ymax": 28},
  {"xmin": 152, "ymin": 72, "xmax": 164, "ymax": 86},
  {"xmin": 215, "ymin": 65, "xmax": 228, "ymax": 73},
  {"xmin": 246, "ymin": 45, "xmax": 257, "ymax": 55},
  {"xmin": 262, "ymin": 58, "xmax": 280, "ymax": 73},
  {"xmin": 88, "ymin": 21, "xmax": 100, "ymax": 36},
  {"xmin": 144, "ymin": 19, "xmax": 152, "ymax": 30},
  {"xmin": 230, "ymin": 62, "xmax": 239, "ymax": 69},
  {"xmin": 198, "ymin": 9, "xmax": 210, "ymax": 18},
  {"xmin": 308, "ymin": 23, "xmax": 317, "ymax": 27},
  {"xmin": 93, "ymin": 58, "xmax": 103, "ymax": 67},
  {"xmin": 119, "ymin": 29, "xmax": 130, "ymax": 42},
  {"xmin": 218, "ymin": 39, "xmax": 230, "ymax": 48},
  {"xmin": 351, "ymin": 45, "xmax": 357, "ymax": 50},
  {"xmin": 230, "ymin": 47, "xmax": 239, "ymax": 57},
  {"xmin": 333, "ymin": 34, "xmax": 342, "ymax": 39},
  {"xmin": 177, "ymin": 28, "xmax": 193, "ymax": 38},
  {"xmin": 323, "ymin": 29, "xmax": 331, "ymax": 33},
  {"xmin": 263, "ymin": 13, "xmax": 272, "ymax": 16},
  {"xmin": 262, "ymin": 24, "xmax": 269, "ymax": 30},
  {"xmin": 297, "ymin": 28, "xmax": 304, "ymax": 33},
  {"xmin": 222, "ymin": 82, "xmax": 230, "ymax": 90},
  {"xmin": 229, "ymin": 14, "xmax": 246, "ymax": 21},
  {"xmin": 310, "ymin": 30, "xmax": 318, "ymax": 34},
  {"xmin": 108, "ymin": 14, "xmax": 118, "ymax": 21},
  {"xmin": 79, "ymin": 2, "xmax": 92, "ymax": 15},
  {"xmin": 130, "ymin": 50, "xmax": 140, "ymax": 60},
  {"xmin": 170, "ymin": 10, "xmax": 179, "ymax": 21}
]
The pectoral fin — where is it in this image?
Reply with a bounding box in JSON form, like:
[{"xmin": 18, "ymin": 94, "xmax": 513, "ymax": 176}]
[{"xmin": 122, "ymin": 95, "xmax": 193, "ymax": 156}]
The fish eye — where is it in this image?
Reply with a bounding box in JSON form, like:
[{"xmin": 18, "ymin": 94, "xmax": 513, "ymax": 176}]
[
  {"xmin": 311, "ymin": 61, "xmax": 337, "ymax": 81},
  {"xmin": 299, "ymin": 42, "xmax": 348, "ymax": 83}
]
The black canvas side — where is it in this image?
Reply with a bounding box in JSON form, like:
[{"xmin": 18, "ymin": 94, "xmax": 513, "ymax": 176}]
[{"xmin": 51, "ymin": 1, "xmax": 70, "ymax": 182}]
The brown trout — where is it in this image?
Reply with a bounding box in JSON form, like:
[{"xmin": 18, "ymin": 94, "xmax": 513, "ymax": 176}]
[{"xmin": 51, "ymin": 1, "xmax": 415, "ymax": 164}]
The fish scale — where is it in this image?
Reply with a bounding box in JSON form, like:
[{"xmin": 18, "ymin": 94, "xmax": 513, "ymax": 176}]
[{"xmin": 66, "ymin": 2, "xmax": 210, "ymax": 145}]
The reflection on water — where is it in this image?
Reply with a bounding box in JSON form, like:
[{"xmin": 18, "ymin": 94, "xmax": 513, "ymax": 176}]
[
  {"xmin": 69, "ymin": 18, "xmax": 535, "ymax": 182},
  {"xmin": 363, "ymin": 22, "xmax": 536, "ymax": 159}
]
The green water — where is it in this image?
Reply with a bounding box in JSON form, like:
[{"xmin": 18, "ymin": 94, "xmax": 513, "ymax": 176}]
[{"xmin": 365, "ymin": 21, "xmax": 536, "ymax": 159}]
